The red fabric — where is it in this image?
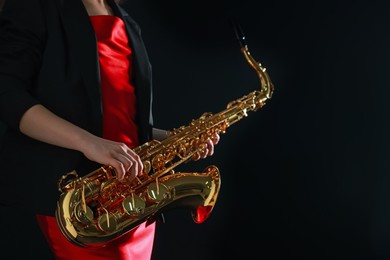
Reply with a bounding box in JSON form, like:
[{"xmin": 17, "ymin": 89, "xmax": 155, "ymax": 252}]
[
  {"xmin": 37, "ymin": 16, "xmax": 155, "ymax": 259},
  {"xmin": 94, "ymin": 14, "xmax": 139, "ymax": 148},
  {"xmin": 37, "ymin": 215, "xmax": 155, "ymax": 260}
]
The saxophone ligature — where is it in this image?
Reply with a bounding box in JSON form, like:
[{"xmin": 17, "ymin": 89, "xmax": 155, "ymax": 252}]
[{"xmin": 55, "ymin": 20, "xmax": 274, "ymax": 247}]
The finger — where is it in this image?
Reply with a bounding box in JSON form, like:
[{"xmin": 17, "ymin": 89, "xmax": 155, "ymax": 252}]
[
  {"xmin": 117, "ymin": 146, "xmax": 144, "ymax": 177},
  {"xmin": 192, "ymin": 152, "xmax": 201, "ymax": 161},
  {"xmin": 201, "ymin": 148, "xmax": 209, "ymax": 158},
  {"xmin": 109, "ymin": 160, "xmax": 126, "ymax": 181},
  {"xmin": 197, "ymin": 143, "xmax": 208, "ymax": 159},
  {"xmin": 127, "ymin": 160, "xmax": 138, "ymax": 180},
  {"xmin": 127, "ymin": 149, "xmax": 144, "ymax": 174},
  {"xmin": 110, "ymin": 151, "xmax": 136, "ymax": 181},
  {"xmin": 206, "ymin": 138, "xmax": 214, "ymax": 156},
  {"xmin": 116, "ymin": 153, "xmax": 133, "ymax": 172},
  {"xmin": 211, "ymin": 133, "xmax": 220, "ymax": 144},
  {"xmin": 115, "ymin": 154, "xmax": 139, "ymax": 181}
]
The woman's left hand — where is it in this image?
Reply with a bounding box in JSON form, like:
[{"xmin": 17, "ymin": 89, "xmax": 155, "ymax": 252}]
[{"xmin": 192, "ymin": 133, "xmax": 220, "ymax": 161}]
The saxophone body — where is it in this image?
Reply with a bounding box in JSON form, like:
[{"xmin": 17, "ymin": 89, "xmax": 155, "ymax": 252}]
[{"xmin": 55, "ymin": 24, "xmax": 274, "ymax": 247}]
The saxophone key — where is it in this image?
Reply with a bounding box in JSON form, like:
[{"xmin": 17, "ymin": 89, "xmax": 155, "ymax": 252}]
[
  {"xmin": 73, "ymin": 202, "xmax": 94, "ymax": 224},
  {"xmin": 147, "ymin": 182, "xmax": 170, "ymax": 202},
  {"xmin": 97, "ymin": 213, "xmax": 118, "ymax": 233},
  {"xmin": 122, "ymin": 193, "xmax": 146, "ymax": 216}
]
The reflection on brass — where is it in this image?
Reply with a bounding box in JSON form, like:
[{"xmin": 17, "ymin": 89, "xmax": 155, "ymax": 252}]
[{"xmin": 55, "ymin": 33, "xmax": 274, "ymax": 247}]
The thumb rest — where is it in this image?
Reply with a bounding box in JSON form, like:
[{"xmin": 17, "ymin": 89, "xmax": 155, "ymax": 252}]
[{"xmin": 55, "ymin": 23, "xmax": 274, "ymax": 247}]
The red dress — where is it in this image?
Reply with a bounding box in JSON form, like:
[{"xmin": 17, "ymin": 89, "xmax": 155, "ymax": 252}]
[{"xmin": 37, "ymin": 15, "xmax": 155, "ymax": 260}]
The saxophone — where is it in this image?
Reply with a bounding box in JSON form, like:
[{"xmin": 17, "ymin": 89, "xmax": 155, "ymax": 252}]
[{"xmin": 55, "ymin": 21, "xmax": 274, "ymax": 247}]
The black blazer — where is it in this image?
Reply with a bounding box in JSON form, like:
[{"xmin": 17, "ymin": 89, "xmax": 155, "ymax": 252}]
[{"xmin": 0, "ymin": 0, "xmax": 154, "ymax": 215}]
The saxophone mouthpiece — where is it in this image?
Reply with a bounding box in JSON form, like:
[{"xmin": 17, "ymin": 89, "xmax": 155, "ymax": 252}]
[{"xmin": 229, "ymin": 18, "xmax": 247, "ymax": 48}]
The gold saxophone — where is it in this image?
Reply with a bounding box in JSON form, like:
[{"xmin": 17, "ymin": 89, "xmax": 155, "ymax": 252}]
[{"xmin": 55, "ymin": 22, "xmax": 274, "ymax": 247}]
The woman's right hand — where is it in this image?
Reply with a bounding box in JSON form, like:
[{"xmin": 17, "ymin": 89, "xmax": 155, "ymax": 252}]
[{"xmin": 80, "ymin": 135, "xmax": 143, "ymax": 182}]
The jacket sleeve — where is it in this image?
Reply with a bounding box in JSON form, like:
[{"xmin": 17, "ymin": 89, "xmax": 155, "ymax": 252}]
[{"xmin": 0, "ymin": 0, "xmax": 46, "ymax": 131}]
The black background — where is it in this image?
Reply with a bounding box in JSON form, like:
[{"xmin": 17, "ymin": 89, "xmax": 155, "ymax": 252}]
[
  {"xmin": 0, "ymin": 0, "xmax": 387, "ymax": 259},
  {"xmin": 122, "ymin": 0, "xmax": 390, "ymax": 259}
]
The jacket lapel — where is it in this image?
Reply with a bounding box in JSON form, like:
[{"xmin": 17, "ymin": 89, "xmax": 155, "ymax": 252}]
[
  {"xmin": 59, "ymin": 0, "xmax": 102, "ymax": 135},
  {"xmin": 109, "ymin": 0, "xmax": 152, "ymax": 81}
]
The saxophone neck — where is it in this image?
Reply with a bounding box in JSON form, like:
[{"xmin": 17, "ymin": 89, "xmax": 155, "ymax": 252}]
[
  {"xmin": 230, "ymin": 18, "xmax": 274, "ymax": 104},
  {"xmin": 241, "ymin": 46, "xmax": 274, "ymax": 102}
]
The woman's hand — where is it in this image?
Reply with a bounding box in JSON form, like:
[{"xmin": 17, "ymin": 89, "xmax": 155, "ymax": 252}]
[
  {"xmin": 152, "ymin": 128, "xmax": 220, "ymax": 161},
  {"xmin": 192, "ymin": 133, "xmax": 220, "ymax": 161},
  {"xmin": 80, "ymin": 135, "xmax": 143, "ymax": 182}
]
